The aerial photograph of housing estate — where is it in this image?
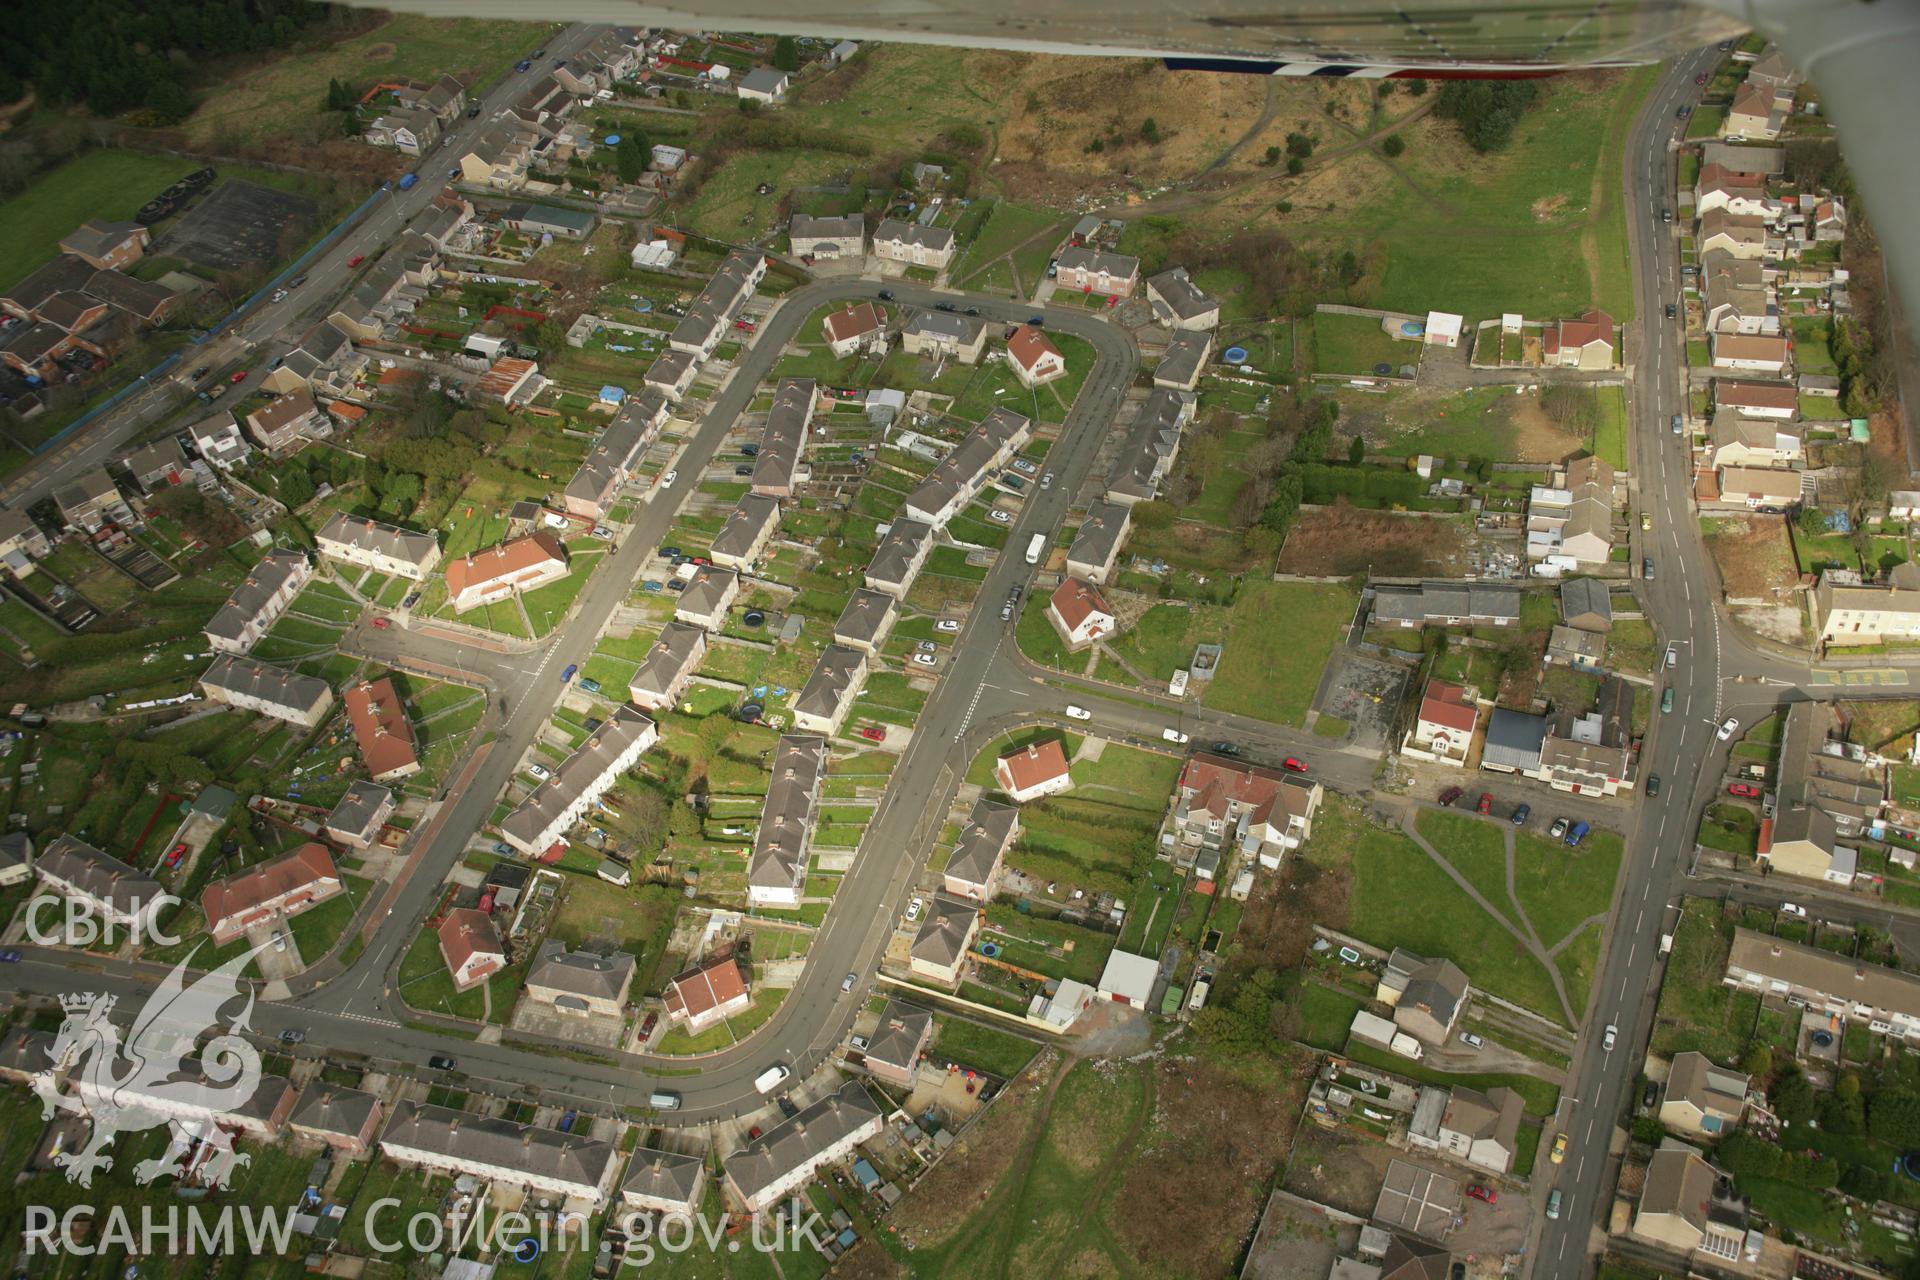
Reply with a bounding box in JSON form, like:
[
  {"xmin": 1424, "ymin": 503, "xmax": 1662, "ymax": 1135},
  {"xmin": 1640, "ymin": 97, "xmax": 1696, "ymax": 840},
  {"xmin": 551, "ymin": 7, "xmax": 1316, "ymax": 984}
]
[{"xmin": 0, "ymin": 1, "xmax": 1918, "ymax": 1277}]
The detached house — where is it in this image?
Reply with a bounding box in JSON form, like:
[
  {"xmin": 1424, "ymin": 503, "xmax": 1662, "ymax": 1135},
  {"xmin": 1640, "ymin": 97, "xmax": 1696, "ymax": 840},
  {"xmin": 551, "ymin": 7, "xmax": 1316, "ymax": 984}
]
[
  {"xmin": 1409, "ymin": 1085, "xmax": 1524, "ymax": 1175},
  {"xmin": 822, "ymin": 301, "xmax": 885, "ymax": 358},
  {"xmin": 1006, "ymin": 325, "xmax": 1066, "ymax": 388},
  {"xmin": 1404, "ymin": 678, "xmax": 1477, "ymax": 767},
  {"xmin": 873, "ymin": 219, "xmax": 955, "ymax": 271},
  {"xmin": 1055, "ymin": 246, "xmax": 1139, "ymax": 297},
  {"xmin": 1715, "ymin": 379, "xmax": 1798, "ymax": 419},
  {"xmin": 1378, "ymin": 950, "xmax": 1470, "ymax": 1045},
  {"xmin": 1709, "ymin": 412, "xmax": 1803, "ymax": 469},
  {"xmin": 244, "ymin": 389, "xmax": 329, "ymax": 453},
  {"xmin": 1046, "ymin": 577, "xmax": 1117, "ymax": 650},
  {"xmin": 1726, "ymin": 81, "xmax": 1785, "ymax": 140},
  {"xmin": 1661, "ymin": 1052, "xmax": 1750, "ymax": 1137},
  {"xmin": 59, "ymin": 220, "xmax": 149, "ymax": 271},
  {"xmin": 1716, "ymin": 465, "xmax": 1802, "ymax": 511},
  {"xmin": 994, "ymin": 739, "xmax": 1073, "ymax": 804},
  {"xmin": 735, "ymin": 67, "xmax": 790, "ymax": 104},
  {"xmin": 1694, "ymin": 163, "xmax": 1774, "ymax": 218},
  {"xmin": 437, "ymin": 908, "xmax": 507, "ymax": 991},
  {"xmin": 1543, "ymin": 310, "xmax": 1616, "ymax": 370},
  {"xmin": 1711, "ymin": 333, "xmax": 1789, "ymax": 375},
  {"xmin": 1631, "ymin": 1148, "xmax": 1747, "ymax": 1261}
]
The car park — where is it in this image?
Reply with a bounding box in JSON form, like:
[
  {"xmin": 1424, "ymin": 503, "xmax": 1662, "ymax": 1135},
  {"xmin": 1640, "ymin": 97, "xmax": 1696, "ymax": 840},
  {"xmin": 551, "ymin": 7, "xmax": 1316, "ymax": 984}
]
[
  {"xmin": 1602, "ymin": 1023, "xmax": 1618, "ymax": 1051},
  {"xmin": 1728, "ymin": 782, "xmax": 1761, "ymax": 798},
  {"xmin": 1438, "ymin": 786, "xmax": 1464, "ymax": 807},
  {"xmin": 1066, "ymin": 705, "xmax": 1092, "ymax": 720},
  {"xmin": 1549, "ymin": 817, "xmax": 1570, "ymax": 840},
  {"xmin": 1476, "ymin": 792, "xmax": 1494, "ymax": 815},
  {"xmin": 1511, "ymin": 803, "xmax": 1530, "ymax": 826},
  {"xmin": 1717, "ymin": 716, "xmax": 1740, "ymax": 741}
]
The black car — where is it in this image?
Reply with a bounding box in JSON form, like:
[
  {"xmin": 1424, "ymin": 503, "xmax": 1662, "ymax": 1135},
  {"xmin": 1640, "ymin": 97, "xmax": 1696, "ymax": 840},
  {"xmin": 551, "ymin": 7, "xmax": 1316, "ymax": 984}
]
[
  {"xmin": 660, "ymin": 545, "xmax": 682, "ymax": 558},
  {"xmin": 777, "ymin": 1095, "xmax": 799, "ymax": 1119},
  {"xmin": 514, "ymin": 59, "xmax": 532, "ymax": 72},
  {"xmin": 740, "ymin": 444, "xmax": 758, "ymax": 457},
  {"xmin": 1664, "ymin": 303, "xmax": 1676, "ymax": 319},
  {"xmin": 934, "ymin": 302, "xmax": 956, "ymax": 312},
  {"xmin": 278, "ymin": 1029, "xmax": 305, "ymax": 1044},
  {"xmin": 1210, "ymin": 742, "xmax": 1240, "ymax": 756},
  {"xmin": 964, "ymin": 307, "xmax": 980, "ymax": 316},
  {"xmin": 429, "ymin": 1054, "xmax": 457, "ymax": 1071},
  {"xmin": 877, "ymin": 289, "xmax": 895, "ymax": 301},
  {"xmin": 735, "ymin": 464, "xmax": 753, "ymax": 476},
  {"xmin": 532, "ymin": 47, "xmax": 546, "ymax": 57},
  {"xmin": 467, "ymin": 103, "xmax": 481, "ymax": 118},
  {"xmin": 1643, "ymin": 1079, "xmax": 1660, "ymax": 1109}
]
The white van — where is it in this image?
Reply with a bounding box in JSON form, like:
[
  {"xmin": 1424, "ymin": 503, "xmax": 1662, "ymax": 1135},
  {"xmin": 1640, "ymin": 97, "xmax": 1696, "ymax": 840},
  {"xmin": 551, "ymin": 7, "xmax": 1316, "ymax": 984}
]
[
  {"xmin": 1162, "ymin": 728, "xmax": 1189, "ymax": 744},
  {"xmin": 754, "ymin": 1064, "xmax": 789, "ymax": 1095}
]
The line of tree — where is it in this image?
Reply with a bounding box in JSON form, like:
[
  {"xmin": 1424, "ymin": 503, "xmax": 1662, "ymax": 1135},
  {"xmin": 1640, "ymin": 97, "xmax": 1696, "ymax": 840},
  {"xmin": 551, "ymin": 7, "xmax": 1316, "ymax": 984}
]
[{"xmin": 0, "ymin": 0, "xmax": 330, "ymax": 123}]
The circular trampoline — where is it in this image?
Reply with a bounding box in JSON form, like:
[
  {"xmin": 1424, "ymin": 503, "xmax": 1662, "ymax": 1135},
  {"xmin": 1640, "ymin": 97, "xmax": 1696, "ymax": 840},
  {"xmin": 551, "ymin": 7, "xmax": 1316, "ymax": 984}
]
[{"xmin": 1222, "ymin": 345, "xmax": 1249, "ymax": 363}]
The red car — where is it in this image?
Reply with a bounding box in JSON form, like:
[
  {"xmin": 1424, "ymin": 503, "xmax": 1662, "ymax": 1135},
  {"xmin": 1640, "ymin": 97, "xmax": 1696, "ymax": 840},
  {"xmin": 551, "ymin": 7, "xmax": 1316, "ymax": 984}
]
[
  {"xmin": 228, "ymin": 370, "xmax": 247, "ymax": 383},
  {"xmin": 1728, "ymin": 782, "xmax": 1761, "ymax": 798},
  {"xmin": 1281, "ymin": 757, "xmax": 1308, "ymax": 773},
  {"xmin": 733, "ymin": 319, "xmax": 755, "ymax": 331},
  {"xmin": 1695, "ymin": 71, "xmax": 1709, "ymax": 84},
  {"xmin": 639, "ymin": 1012, "xmax": 658, "ymax": 1038},
  {"xmin": 165, "ymin": 843, "xmax": 188, "ymax": 869},
  {"xmin": 858, "ymin": 726, "xmax": 885, "ymax": 742},
  {"xmin": 371, "ymin": 617, "xmax": 390, "ymax": 630},
  {"xmin": 347, "ymin": 254, "xmax": 365, "ymax": 267},
  {"xmin": 1477, "ymin": 793, "xmax": 1494, "ymax": 815},
  {"xmin": 1438, "ymin": 786, "xmax": 1464, "ymax": 807},
  {"xmin": 747, "ymin": 1126, "xmax": 763, "ymax": 1140},
  {"xmin": 1466, "ymin": 1184, "xmax": 1497, "ymax": 1205}
]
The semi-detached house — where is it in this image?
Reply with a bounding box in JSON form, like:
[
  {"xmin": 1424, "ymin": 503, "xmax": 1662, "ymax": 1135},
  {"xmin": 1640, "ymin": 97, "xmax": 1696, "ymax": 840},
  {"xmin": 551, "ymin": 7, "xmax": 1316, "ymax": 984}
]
[
  {"xmin": 1065, "ymin": 500, "xmax": 1130, "ymax": 584},
  {"xmin": 864, "ymin": 518, "xmax": 933, "ymax": 597},
  {"xmin": 900, "ymin": 310, "xmax": 986, "ymax": 364},
  {"xmin": 443, "ymin": 532, "xmax": 568, "ymax": 614},
  {"xmin": 724, "ymin": 1082, "xmax": 882, "ymax": 1214},
  {"xmin": 791, "ymin": 644, "xmax": 868, "ymax": 737},
  {"xmin": 627, "ymin": 622, "xmax": 706, "ymax": 712},
  {"xmin": 200, "ymin": 842, "xmax": 342, "ymax": 945},
  {"xmin": 873, "ymin": 219, "xmax": 955, "ymax": 271},
  {"xmin": 789, "ymin": 213, "xmax": 865, "ymax": 260},
  {"xmin": 1055, "ymin": 246, "xmax": 1140, "ymax": 297},
  {"xmin": 1814, "ymin": 562, "xmax": 1920, "ymax": 649},
  {"xmin": 344, "ymin": 676, "xmax": 420, "ymax": 783},
  {"xmin": 1144, "ymin": 266, "xmax": 1220, "ymax": 331},
  {"xmin": 564, "ymin": 393, "xmax": 667, "ymax": 519},
  {"xmin": 34, "ymin": 835, "xmax": 164, "ymax": 933},
  {"xmin": 710, "ymin": 493, "xmax": 780, "ymax": 571},
  {"xmin": 438, "ymin": 908, "xmax": 506, "ymax": 990},
  {"xmin": 198, "ymin": 655, "xmax": 334, "ymax": 727}
]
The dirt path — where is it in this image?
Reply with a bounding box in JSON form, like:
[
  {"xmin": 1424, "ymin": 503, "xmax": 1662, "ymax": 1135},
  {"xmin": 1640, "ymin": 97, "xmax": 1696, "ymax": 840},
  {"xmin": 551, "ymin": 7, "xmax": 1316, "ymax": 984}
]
[
  {"xmin": 957, "ymin": 1060, "xmax": 1077, "ymax": 1280},
  {"xmin": 1201, "ymin": 79, "xmax": 1283, "ymax": 176},
  {"xmin": 1040, "ymin": 1066, "xmax": 1157, "ymax": 1277}
]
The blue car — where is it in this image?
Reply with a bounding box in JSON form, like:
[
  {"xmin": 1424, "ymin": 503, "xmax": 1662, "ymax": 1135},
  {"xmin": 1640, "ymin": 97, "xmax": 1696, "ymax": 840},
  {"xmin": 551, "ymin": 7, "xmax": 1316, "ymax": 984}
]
[
  {"xmin": 1510, "ymin": 803, "xmax": 1530, "ymax": 827},
  {"xmin": 578, "ymin": 678, "xmax": 602, "ymax": 695},
  {"xmin": 514, "ymin": 59, "xmax": 532, "ymax": 72},
  {"xmin": 1564, "ymin": 820, "xmax": 1590, "ymax": 847},
  {"xmin": 560, "ymin": 663, "xmax": 578, "ymax": 683}
]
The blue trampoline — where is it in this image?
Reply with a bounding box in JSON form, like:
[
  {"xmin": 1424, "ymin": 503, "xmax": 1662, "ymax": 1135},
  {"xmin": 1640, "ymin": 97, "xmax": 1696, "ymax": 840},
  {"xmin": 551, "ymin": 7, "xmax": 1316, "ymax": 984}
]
[
  {"xmin": 1222, "ymin": 345, "xmax": 1249, "ymax": 363},
  {"xmin": 1400, "ymin": 320, "xmax": 1425, "ymax": 337},
  {"xmin": 604, "ymin": 134, "xmax": 622, "ymax": 145}
]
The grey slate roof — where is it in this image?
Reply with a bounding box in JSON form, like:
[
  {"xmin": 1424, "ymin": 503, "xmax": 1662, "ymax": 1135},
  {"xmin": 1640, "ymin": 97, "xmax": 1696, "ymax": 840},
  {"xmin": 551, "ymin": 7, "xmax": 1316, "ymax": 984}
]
[
  {"xmin": 795, "ymin": 645, "xmax": 865, "ymax": 722},
  {"xmin": 527, "ymin": 941, "xmax": 635, "ymax": 1001},
  {"xmin": 289, "ymin": 1085, "xmax": 381, "ymax": 1140},
  {"xmin": 1155, "ymin": 330, "xmax": 1210, "ymax": 386},
  {"xmin": 865, "ymin": 518, "xmax": 932, "ymax": 589},
  {"xmin": 1372, "ymin": 581, "xmax": 1522, "ymax": 626},
  {"xmin": 621, "ymin": 1146, "xmax": 705, "ymax": 1203},
  {"xmin": 749, "ymin": 736, "xmax": 827, "ymax": 896},
  {"xmin": 724, "ymin": 1081, "xmax": 882, "ymax": 1201},
  {"xmin": 711, "ymin": 493, "xmax": 780, "ymax": 563},
  {"xmin": 630, "ymin": 622, "xmax": 706, "ymax": 703},
  {"xmin": 381, "ymin": 1100, "xmax": 618, "ymax": 1191},
  {"xmin": 790, "ymin": 212, "xmax": 864, "ymax": 244},
  {"xmin": 906, "ymin": 408, "xmax": 1027, "ymax": 519},
  {"xmin": 499, "ymin": 706, "xmax": 656, "ymax": 851},
  {"xmin": 1067, "ymin": 500, "xmax": 1130, "ymax": 572},
  {"xmin": 902, "ymin": 310, "xmax": 981, "ymax": 344},
  {"xmin": 316, "ymin": 513, "xmax": 439, "ymax": 572},
  {"xmin": 1145, "ymin": 266, "xmax": 1217, "ymax": 320},
  {"xmin": 1056, "ymin": 244, "xmax": 1140, "ymax": 282},
  {"xmin": 738, "ymin": 67, "xmax": 789, "ymax": 96},
  {"xmin": 832, "ymin": 589, "xmax": 896, "ymax": 649},
  {"xmin": 751, "ymin": 377, "xmax": 813, "ymax": 492},
  {"xmin": 675, "ymin": 566, "xmax": 738, "ymax": 621},
  {"xmin": 1559, "ymin": 578, "xmax": 1613, "ymax": 630},
  {"xmin": 1482, "ymin": 709, "xmax": 1548, "ymax": 771},
  {"xmin": 874, "ymin": 219, "xmax": 955, "ymax": 253},
  {"xmin": 911, "ymin": 895, "xmax": 978, "ymax": 968},
  {"xmin": 943, "ymin": 799, "xmax": 1016, "ymax": 888},
  {"xmin": 35, "ymin": 835, "xmax": 162, "ymax": 919},
  {"xmin": 863, "ymin": 1000, "xmax": 933, "ymax": 1074},
  {"xmin": 204, "ymin": 549, "xmax": 308, "ymax": 647},
  {"xmin": 325, "ymin": 781, "xmax": 392, "ymax": 840},
  {"xmin": 199, "ymin": 655, "xmax": 332, "ymax": 715},
  {"xmin": 564, "ymin": 410, "xmax": 653, "ymax": 508},
  {"xmin": 1105, "ymin": 389, "xmax": 1189, "ymax": 502}
]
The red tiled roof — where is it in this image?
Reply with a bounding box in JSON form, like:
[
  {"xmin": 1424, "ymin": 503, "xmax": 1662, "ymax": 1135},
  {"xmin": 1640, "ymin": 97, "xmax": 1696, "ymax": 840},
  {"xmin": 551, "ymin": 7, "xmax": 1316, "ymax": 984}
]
[
  {"xmin": 1545, "ymin": 309, "xmax": 1614, "ymax": 358},
  {"xmin": 444, "ymin": 531, "xmax": 567, "ymax": 597},
  {"xmin": 438, "ymin": 908, "xmax": 503, "ymax": 971},
  {"xmin": 996, "ymin": 739, "xmax": 1070, "ymax": 793},
  {"xmin": 328, "ymin": 401, "xmax": 367, "ymax": 422},
  {"xmin": 1177, "ymin": 753, "xmax": 1313, "ymax": 830},
  {"xmin": 1697, "ymin": 162, "xmax": 1766, "ymax": 194},
  {"xmin": 1716, "ymin": 380, "xmax": 1798, "ymax": 411},
  {"xmin": 1049, "ymin": 577, "xmax": 1112, "ymax": 632},
  {"xmin": 1006, "ymin": 324, "xmax": 1061, "ymax": 375},
  {"xmin": 201, "ymin": 843, "xmax": 337, "ymax": 931},
  {"xmin": 664, "ymin": 955, "xmax": 747, "ymax": 1020},
  {"xmin": 344, "ymin": 677, "xmax": 418, "ymax": 778},
  {"xmin": 1418, "ymin": 680, "xmax": 1478, "ymax": 733},
  {"xmin": 822, "ymin": 301, "xmax": 882, "ymax": 343}
]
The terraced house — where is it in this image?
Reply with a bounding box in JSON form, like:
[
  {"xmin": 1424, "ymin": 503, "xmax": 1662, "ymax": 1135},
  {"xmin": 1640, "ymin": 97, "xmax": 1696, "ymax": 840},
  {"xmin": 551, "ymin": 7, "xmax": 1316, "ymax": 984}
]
[
  {"xmin": 749, "ymin": 378, "xmax": 815, "ymax": 498},
  {"xmin": 380, "ymin": 1102, "xmax": 620, "ymax": 1209},
  {"xmin": 724, "ymin": 1082, "xmax": 883, "ymax": 1214},
  {"xmin": 904, "ymin": 408, "xmax": 1032, "ymax": 527},
  {"xmin": 344, "ymin": 677, "xmax": 420, "ymax": 783},
  {"xmin": 204, "ymin": 549, "xmax": 311, "ymax": 654},
  {"xmin": 864, "ymin": 517, "xmax": 934, "ymax": 597},
  {"xmin": 33, "ymin": 836, "xmax": 164, "ymax": 934},
  {"xmin": 198, "ymin": 655, "xmax": 334, "ymax": 727},
  {"xmin": 499, "ymin": 706, "xmax": 658, "ymax": 857},
  {"xmin": 200, "ymin": 842, "xmax": 343, "ymax": 945},
  {"xmin": 316, "ymin": 513, "xmax": 442, "ymax": 580},
  {"xmin": 747, "ymin": 736, "xmax": 828, "ymax": 907},
  {"xmin": 443, "ymin": 532, "xmax": 569, "ymax": 614}
]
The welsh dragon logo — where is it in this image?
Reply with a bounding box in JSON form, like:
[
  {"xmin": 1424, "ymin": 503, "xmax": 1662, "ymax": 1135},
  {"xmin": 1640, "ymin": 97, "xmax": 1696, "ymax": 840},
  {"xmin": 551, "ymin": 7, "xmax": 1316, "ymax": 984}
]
[{"xmin": 31, "ymin": 943, "xmax": 266, "ymax": 1188}]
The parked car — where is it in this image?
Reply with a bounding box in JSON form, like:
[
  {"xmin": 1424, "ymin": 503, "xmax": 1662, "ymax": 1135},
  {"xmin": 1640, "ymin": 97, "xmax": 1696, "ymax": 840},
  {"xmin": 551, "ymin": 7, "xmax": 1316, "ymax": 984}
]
[
  {"xmin": 841, "ymin": 972, "xmax": 858, "ymax": 993},
  {"xmin": 733, "ymin": 318, "xmax": 755, "ymax": 331},
  {"xmin": 271, "ymin": 930, "xmax": 286, "ymax": 953},
  {"xmin": 515, "ymin": 59, "xmax": 532, "ymax": 72},
  {"xmin": 1643, "ymin": 1079, "xmax": 1660, "ymax": 1110},
  {"xmin": 964, "ymin": 307, "xmax": 980, "ymax": 316},
  {"xmin": 1551, "ymin": 1133, "xmax": 1568, "ymax": 1164},
  {"xmin": 661, "ymin": 545, "xmax": 683, "ymax": 558},
  {"xmin": 1066, "ymin": 705, "xmax": 1092, "ymax": 721},
  {"xmin": 1695, "ymin": 70, "xmax": 1709, "ymax": 84},
  {"xmin": 1466, "ymin": 1185, "xmax": 1497, "ymax": 1205},
  {"xmin": 934, "ymin": 302, "xmax": 957, "ymax": 312},
  {"xmin": 935, "ymin": 618, "xmax": 961, "ymax": 633},
  {"xmin": 1012, "ymin": 459, "xmax": 1037, "ymax": 475},
  {"xmin": 1664, "ymin": 302, "xmax": 1676, "ymax": 319},
  {"xmin": 916, "ymin": 640, "xmax": 936, "ymax": 653},
  {"xmin": 229, "ymin": 370, "xmax": 248, "ymax": 383},
  {"xmin": 1511, "ymin": 803, "xmax": 1531, "ymax": 827},
  {"xmin": 1564, "ymin": 820, "xmax": 1590, "ymax": 846},
  {"xmin": 735, "ymin": 465, "xmax": 753, "ymax": 476},
  {"xmin": 578, "ymin": 678, "xmax": 602, "ymax": 695},
  {"xmin": 1662, "ymin": 687, "xmax": 1674, "ymax": 713},
  {"xmin": 912, "ymin": 653, "xmax": 937, "ymax": 667},
  {"xmin": 1438, "ymin": 786, "xmax": 1464, "ymax": 807},
  {"xmin": 1781, "ymin": 902, "xmax": 1808, "ymax": 918},
  {"xmin": 1717, "ymin": 716, "xmax": 1740, "ymax": 741},
  {"xmin": 527, "ymin": 763, "xmax": 551, "ymax": 781},
  {"xmin": 165, "ymin": 842, "xmax": 188, "ymax": 868},
  {"xmin": 560, "ymin": 663, "xmax": 578, "ymax": 683},
  {"xmin": 660, "ymin": 470, "xmax": 678, "ymax": 487},
  {"xmin": 346, "ymin": 255, "xmax": 365, "ymax": 267},
  {"xmin": 1602, "ymin": 1023, "xmax": 1618, "ymax": 1051},
  {"xmin": 877, "ymin": 290, "xmax": 895, "ymax": 301},
  {"xmin": 1040, "ymin": 473, "xmax": 1053, "ymax": 490},
  {"xmin": 1665, "ymin": 643, "xmax": 1677, "ymax": 668},
  {"xmin": 279, "ymin": 1029, "xmax": 305, "ymax": 1044},
  {"xmin": 1546, "ymin": 1189, "xmax": 1563, "ymax": 1219},
  {"xmin": 905, "ymin": 897, "xmax": 923, "ymax": 923},
  {"xmin": 1646, "ymin": 774, "xmax": 1661, "ymax": 796},
  {"xmin": 639, "ymin": 1013, "xmax": 658, "ymax": 1038},
  {"xmin": 988, "ymin": 509, "xmax": 1011, "ymax": 523},
  {"xmin": 1549, "ymin": 817, "xmax": 1571, "ymax": 840},
  {"xmin": 1282, "ymin": 757, "xmax": 1308, "ymax": 773},
  {"xmin": 1643, "ymin": 557, "xmax": 1656, "ymax": 581},
  {"xmin": 403, "ymin": 592, "xmax": 421, "ymax": 608},
  {"xmin": 1211, "ymin": 742, "xmax": 1240, "ymax": 757},
  {"xmin": 858, "ymin": 725, "xmax": 885, "ymax": 741},
  {"xmin": 1027, "ymin": 315, "xmax": 1045, "ymax": 326},
  {"xmin": 429, "ymin": 1055, "xmax": 457, "ymax": 1070},
  {"xmin": 1476, "ymin": 792, "xmax": 1494, "ymax": 815},
  {"xmin": 1459, "ymin": 1032, "xmax": 1484, "ymax": 1050},
  {"xmin": 1728, "ymin": 782, "xmax": 1761, "ymax": 798},
  {"xmin": 591, "ymin": 525, "xmax": 612, "ymax": 539}
]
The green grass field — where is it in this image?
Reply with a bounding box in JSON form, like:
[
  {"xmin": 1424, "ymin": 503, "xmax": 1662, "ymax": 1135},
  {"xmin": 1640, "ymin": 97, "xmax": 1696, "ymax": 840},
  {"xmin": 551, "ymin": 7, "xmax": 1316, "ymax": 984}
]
[
  {"xmin": 953, "ymin": 199, "xmax": 1067, "ymax": 288},
  {"xmin": 1310, "ymin": 311, "xmax": 1419, "ymax": 377},
  {"xmin": 0, "ymin": 150, "xmax": 200, "ymax": 290},
  {"xmin": 1204, "ymin": 580, "xmax": 1356, "ymax": 726}
]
